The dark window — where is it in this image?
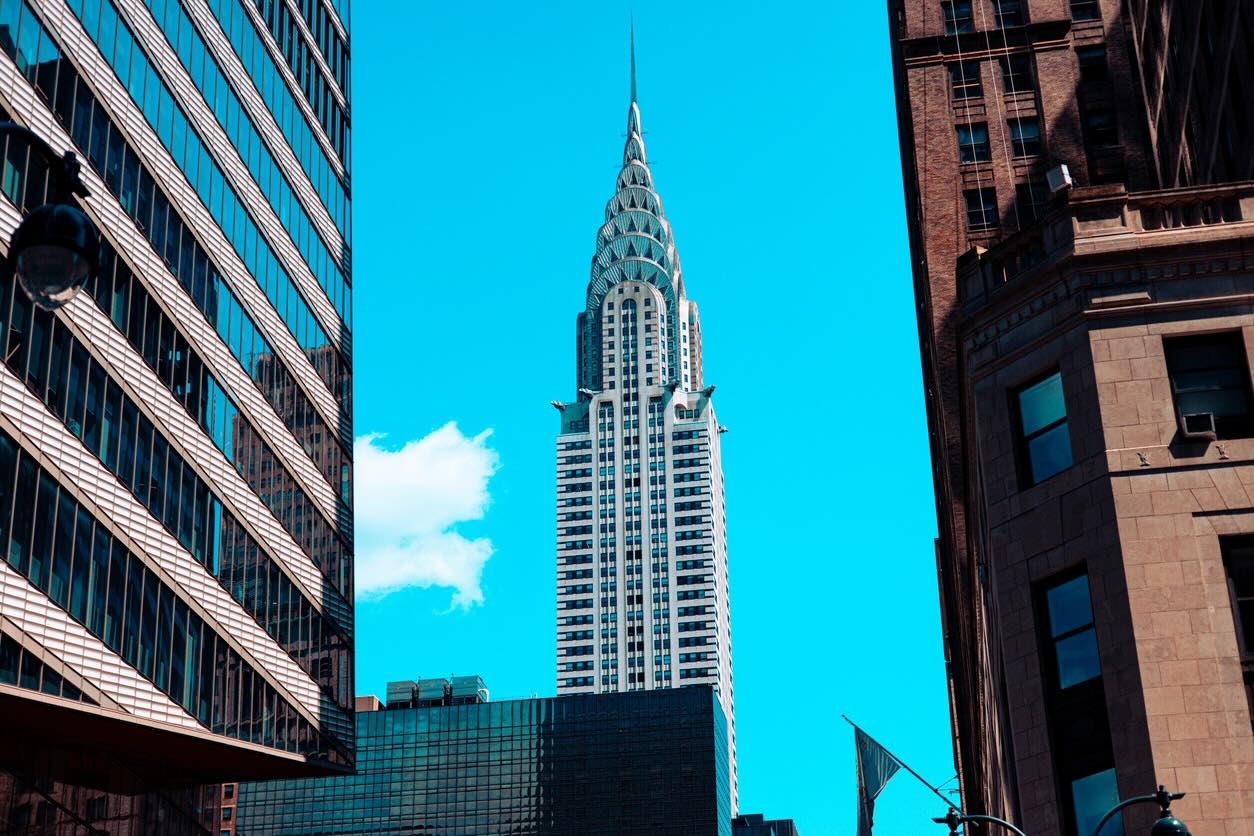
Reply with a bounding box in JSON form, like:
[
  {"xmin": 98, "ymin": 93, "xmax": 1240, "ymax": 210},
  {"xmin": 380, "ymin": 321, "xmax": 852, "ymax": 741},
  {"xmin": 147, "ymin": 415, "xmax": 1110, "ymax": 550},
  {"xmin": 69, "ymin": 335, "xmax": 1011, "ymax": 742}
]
[
  {"xmin": 1000, "ymin": 54, "xmax": 1034, "ymax": 93},
  {"xmin": 1220, "ymin": 537, "xmax": 1254, "ymax": 724},
  {"xmin": 1013, "ymin": 371, "xmax": 1072, "ymax": 486},
  {"xmin": 1043, "ymin": 574, "xmax": 1101, "ymax": 689},
  {"xmin": 964, "ymin": 188, "xmax": 999, "ymax": 231},
  {"xmin": 1164, "ymin": 332, "xmax": 1254, "ymax": 440},
  {"xmin": 957, "ymin": 123, "xmax": 990, "ymax": 162},
  {"xmin": 1009, "ymin": 117, "xmax": 1041, "ymax": 157},
  {"xmin": 949, "ymin": 61, "xmax": 982, "ymax": 100},
  {"xmin": 995, "ymin": 0, "xmax": 1025, "ymax": 28},
  {"xmin": 1036, "ymin": 569, "xmax": 1122, "ymax": 836},
  {"xmin": 1084, "ymin": 108, "xmax": 1118, "ymax": 147},
  {"xmin": 1015, "ymin": 180, "xmax": 1049, "ymax": 225},
  {"xmin": 942, "ymin": 1, "xmax": 974, "ymax": 34},
  {"xmin": 1070, "ymin": 0, "xmax": 1100, "ymax": 21},
  {"xmin": 1072, "ymin": 768, "xmax": 1122, "ymax": 836},
  {"xmin": 1077, "ymin": 45, "xmax": 1108, "ymax": 82}
]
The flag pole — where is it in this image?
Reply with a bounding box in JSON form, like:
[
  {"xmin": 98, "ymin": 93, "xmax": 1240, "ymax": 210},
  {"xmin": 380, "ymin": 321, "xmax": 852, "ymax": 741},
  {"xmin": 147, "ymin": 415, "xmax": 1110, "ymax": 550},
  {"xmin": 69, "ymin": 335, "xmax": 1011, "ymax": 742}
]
[{"xmin": 842, "ymin": 714, "xmax": 962, "ymax": 812}]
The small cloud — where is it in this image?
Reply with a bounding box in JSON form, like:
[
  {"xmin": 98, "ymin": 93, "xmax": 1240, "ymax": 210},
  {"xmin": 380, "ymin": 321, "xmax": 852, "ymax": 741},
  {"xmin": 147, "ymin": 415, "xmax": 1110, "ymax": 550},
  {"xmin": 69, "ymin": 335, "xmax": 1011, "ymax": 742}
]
[{"xmin": 354, "ymin": 423, "xmax": 500, "ymax": 609}]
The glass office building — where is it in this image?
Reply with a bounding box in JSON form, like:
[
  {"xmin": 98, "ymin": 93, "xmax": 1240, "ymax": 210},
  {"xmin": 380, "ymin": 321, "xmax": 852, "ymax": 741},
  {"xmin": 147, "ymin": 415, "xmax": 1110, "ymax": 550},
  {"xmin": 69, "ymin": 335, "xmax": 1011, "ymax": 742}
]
[
  {"xmin": 236, "ymin": 684, "xmax": 732, "ymax": 836},
  {"xmin": 0, "ymin": 0, "xmax": 352, "ymax": 830}
]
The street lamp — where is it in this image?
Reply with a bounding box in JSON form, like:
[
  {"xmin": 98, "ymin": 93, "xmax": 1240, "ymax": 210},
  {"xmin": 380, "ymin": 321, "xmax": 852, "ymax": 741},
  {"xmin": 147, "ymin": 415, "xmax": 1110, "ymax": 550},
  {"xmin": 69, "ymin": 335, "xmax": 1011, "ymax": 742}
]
[
  {"xmin": 0, "ymin": 122, "xmax": 99, "ymax": 310},
  {"xmin": 933, "ymin": 808, "xmax": 1027, "ymax": 836},
  {"xmin": 1092, "ymin": 786, "xmax": 1189, "ymax": 836},
  {"xmin": 933, "ymin": 785, "xmax": 1188, "ymax": 836}
]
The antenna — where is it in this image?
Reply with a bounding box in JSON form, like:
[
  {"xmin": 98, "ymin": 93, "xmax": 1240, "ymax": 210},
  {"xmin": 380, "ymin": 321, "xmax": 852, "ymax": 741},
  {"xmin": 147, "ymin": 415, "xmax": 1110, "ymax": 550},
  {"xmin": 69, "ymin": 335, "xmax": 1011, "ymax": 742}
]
[{"xmin": 629, "ymin": 14, "xmax": 637, "ymax": 104}]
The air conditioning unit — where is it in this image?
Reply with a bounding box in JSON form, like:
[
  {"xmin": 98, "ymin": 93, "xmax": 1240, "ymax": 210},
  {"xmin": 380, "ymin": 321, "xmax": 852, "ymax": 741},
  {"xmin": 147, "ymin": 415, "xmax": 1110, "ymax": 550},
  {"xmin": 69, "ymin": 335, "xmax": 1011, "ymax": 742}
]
[
  {"xmin": 1180, "ymin": 412, "xmax": 1217, "ymax": 441},
  {"xmin": 1046, "ymin": 164, "xmax": 1073, "ymax": 194}
]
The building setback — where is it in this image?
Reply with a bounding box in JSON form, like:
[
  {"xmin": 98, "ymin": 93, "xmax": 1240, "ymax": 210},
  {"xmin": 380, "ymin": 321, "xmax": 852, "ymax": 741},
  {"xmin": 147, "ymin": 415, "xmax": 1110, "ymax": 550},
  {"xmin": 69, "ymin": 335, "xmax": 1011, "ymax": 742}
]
[
  {"xmin": 890, "ymin": 0, "xmax": 1254, "ymax": 833},
  {"xmin": 235, "ymin": 681, "xmax": 733, "ymax": 836},
  {"xmin": 0, "ymin": 0, "xmax": 352, "ymax": 831},
  {"xmin": 553, "ymin": 36, "xmax": 737, "ymax": 809},
  {"xmin": 732, "ymin": 813, "xmax": 800, "ymax": 836}
]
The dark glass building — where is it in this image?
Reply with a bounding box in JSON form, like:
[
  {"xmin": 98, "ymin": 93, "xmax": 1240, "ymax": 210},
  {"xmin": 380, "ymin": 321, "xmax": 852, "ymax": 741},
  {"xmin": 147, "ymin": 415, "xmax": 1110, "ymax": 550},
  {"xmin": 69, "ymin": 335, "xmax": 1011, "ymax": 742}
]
[
  {"xmin": 732, "ymin": 813, "xmax": 800, "ymax": 836},
  {"xmin": 236, "ymin": 683, "xmax": 732, "ymax": 836},
  {"xmin": 0, "ymin": 0, "xmax": 352, "ymax": 830}
]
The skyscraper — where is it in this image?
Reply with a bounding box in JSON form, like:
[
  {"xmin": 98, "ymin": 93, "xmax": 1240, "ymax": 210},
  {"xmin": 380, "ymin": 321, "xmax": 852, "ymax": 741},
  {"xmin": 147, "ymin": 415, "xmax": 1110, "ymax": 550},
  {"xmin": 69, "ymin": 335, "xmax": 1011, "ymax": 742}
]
[
  {"xmin": 890, "ymin": 1, "xmax": 1254, "ymax": 833},
  {"xmin": 554, "ymin": 34, "xmax": 736, "ymax": 809},
  {"xmin": 0, "ymin": 0, "xmax": 352, "ymax": 830}
]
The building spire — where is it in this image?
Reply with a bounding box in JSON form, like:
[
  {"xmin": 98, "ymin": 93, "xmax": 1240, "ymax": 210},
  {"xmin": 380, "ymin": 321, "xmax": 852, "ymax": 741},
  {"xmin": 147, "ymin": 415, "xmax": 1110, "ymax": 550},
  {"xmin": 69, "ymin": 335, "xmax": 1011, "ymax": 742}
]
[{"xmin": 630, "ymin": 14, "xmax": 637, "ymax": 104}]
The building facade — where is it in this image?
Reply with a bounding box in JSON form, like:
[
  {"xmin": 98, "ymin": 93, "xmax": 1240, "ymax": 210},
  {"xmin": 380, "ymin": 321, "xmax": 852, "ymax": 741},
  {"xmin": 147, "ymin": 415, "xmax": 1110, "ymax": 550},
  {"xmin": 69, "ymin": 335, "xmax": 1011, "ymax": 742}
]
[
  {"xmin": 0, "ymin": 0, "xmax": 353, "ymax": 830},
  {"xmin": 553, "ymin": 42, "xmax": 737, "ymax": 808},
  {"xmin": 732, "ymin": 813, "xmax": 800, "ymax": 836},
  {"xmin": 235, "ymin": 681, "xmax": 732, "ymax": 836},
  {"xmin": 890, "ymin": 1, "xmax": 1253, "ymax": 833}
]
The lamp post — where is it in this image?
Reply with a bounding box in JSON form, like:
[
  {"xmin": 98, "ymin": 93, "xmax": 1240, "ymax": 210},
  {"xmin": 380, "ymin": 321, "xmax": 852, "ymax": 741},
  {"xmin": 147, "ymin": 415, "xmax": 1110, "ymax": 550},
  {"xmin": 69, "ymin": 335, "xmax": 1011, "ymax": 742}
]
[
  {"xmin": 0, "ymin": 122, "xmax": 99, "ymax": 310},
  {"xmin": 1091, "ymin": 786, "xmax": 1189, "ymax": 836},
  {"xmin": 933, "ymin": 785, "xmax": 1189, "ymax": 836},
  {"xmin": 933, "ymin": 808, "xmax": 1028, "ymax": 836}
]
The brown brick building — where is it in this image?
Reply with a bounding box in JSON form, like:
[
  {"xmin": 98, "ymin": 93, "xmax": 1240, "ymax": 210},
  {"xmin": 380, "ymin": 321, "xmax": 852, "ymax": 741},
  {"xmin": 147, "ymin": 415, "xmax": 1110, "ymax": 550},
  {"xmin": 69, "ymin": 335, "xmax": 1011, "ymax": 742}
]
[{"xmin": 889, "ymin": 2, "xmax": 1254, "ymax": 833}]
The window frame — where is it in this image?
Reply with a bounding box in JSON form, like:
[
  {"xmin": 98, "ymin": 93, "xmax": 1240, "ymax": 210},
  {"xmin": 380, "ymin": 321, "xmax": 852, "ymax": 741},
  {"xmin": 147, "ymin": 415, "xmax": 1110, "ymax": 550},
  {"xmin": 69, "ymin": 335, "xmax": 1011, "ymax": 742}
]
[
  {"xmin": 948, "ymin": 60, "xmax": 982, "ymax": 100},
  {"xmin": 1163, "ymin": 331, "xmax": 1254, "ymax": 441},
  {"xmin": 1011, "ymin": 369, "xmax": 1073, "ymax": 489},
  {"xmin": 1069, "ymin": 0, "xmax": 1101, "ymax": 22},
  {"xmin": 1009, "ymin": 117, "xmax": 1042, "ymax": 158},
  {"xmin": 963, "ymin": 187, "xmax": 999, "ymax": 231},
  {"xmin": 956, "ymin": 122, "xmax": 991, "ymax": 163},
  {"xmin": 999, "ymin": 53, "xmax": 1034, "ymax": 94},
  {"xmin": 942, "ymin": 0, "xmax": 974, "ymax": 35}
]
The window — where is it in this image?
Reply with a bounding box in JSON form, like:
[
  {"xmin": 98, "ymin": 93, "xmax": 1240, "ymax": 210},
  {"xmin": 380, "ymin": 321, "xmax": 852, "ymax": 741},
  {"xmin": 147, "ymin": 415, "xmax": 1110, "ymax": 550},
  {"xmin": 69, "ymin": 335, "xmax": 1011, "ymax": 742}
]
[
  {"xmin": 956, "ymin": 123, "xmax": 990, "ymax": 162},
  {"xmin": 1083, "ymin": 108, "xmax": 1118, "ymax": 147},
  {"xmin": 1076, "ymin": 45, "xmax": 1108, "ymax": 82},
  {"xmin": 1015, "ymin": 180, "xmax": 1049, "ymax": 225},
  {"xmin": 1000, "ymin": 54, "xmax": 1034, "ymax": 93},
  {"xmin": 1043, "ymin": 574, "xmax": 1101, "ymax": 689},
  {"xmin": 949, "ymin": 61, "xmax": 982, "ymax": 100},
  {"xmin": 1072, "ymin": 768, "xmax": 1122, "ymax": 836},
  {"xmin": 1164, "ymin": 332, "xmax": 1254, "ymax": 440},
  {"xmin": 222, "ymin": 808, "xmax": 232, "ymax": 821},
  {"xmin": 942, "ymin": 1, "xmax": 974, "ymax": 34},
  {"xmin": 1013, "ymin": 371, "xmax": 1072, "ymax": 486},
  {"xmin": 964, "ymin": 188, "xmax": 999, "ymax": 231},
  {"xmin": 1070, "ymin": 0, "xmax": 1100, "ymax": 21},
  {"xmin": 1009, "ymin": 117, "xmax": 1041, "ymax": 157},
  {"xmin": 995, "ymin": 0, "xmax": 1025, "ymax": 28},
  {"xmin": 1037, "ymin": 569, "xmax": 1121, "ymax": 836},
  {"xmin": 1220, "ymin": 537, "xmax": 1254, "ymax": 724}
]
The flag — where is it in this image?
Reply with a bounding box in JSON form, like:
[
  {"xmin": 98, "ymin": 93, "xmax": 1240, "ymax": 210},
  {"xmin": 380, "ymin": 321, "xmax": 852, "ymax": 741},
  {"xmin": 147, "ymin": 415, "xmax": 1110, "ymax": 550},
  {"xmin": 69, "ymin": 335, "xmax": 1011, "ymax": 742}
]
[{"xmin": 855, "ymin": 726, "xmax": 902, "ymax": 836}]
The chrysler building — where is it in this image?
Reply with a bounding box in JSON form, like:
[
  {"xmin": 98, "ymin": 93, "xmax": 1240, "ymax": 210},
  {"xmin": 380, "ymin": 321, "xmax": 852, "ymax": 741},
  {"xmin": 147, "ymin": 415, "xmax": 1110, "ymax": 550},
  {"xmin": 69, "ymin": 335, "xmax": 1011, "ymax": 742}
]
[{"xmin": 553, "ymin": 34, "xmax": 736, "ymax": 807}]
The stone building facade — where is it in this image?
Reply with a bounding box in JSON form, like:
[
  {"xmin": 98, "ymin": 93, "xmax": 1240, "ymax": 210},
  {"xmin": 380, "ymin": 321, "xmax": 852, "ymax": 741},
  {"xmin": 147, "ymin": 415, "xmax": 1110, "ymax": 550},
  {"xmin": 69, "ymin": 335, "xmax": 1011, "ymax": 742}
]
[{"xmin": 890, "ymin": 1, "xmax": 1254, "ymax": 833}]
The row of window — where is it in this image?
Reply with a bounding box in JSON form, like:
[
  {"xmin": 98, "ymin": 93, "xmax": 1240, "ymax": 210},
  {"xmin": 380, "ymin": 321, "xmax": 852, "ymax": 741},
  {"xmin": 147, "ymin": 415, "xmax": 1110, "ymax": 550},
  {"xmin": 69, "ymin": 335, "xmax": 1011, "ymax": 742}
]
[
  {"xmin": 949, "ymin": 54, "xmax": 1033, "ymax": 100},
  {"xmin": 963, "ymin": 181, "xmax": 1049, "ymax": 233},
  {"xmin": 0, "ymin": 6, "xmax": 350, "ymax": 415},
  {"xmin": 144, "ymin": 0, "xmax": 350, "ymax": 263},
  {"xmin": 956, "ymin": 118, "xmax": 1040, "ymax": 163},
  {"xmin": 0, "ymin": 630, "xmax": 95, "ymax": 704},
  {"xmin": 0, "ymin": 276, "xmax": 353, "ymax": 711},
  {"xmin": 0, "ymin": 429, "xmax": 347, "ymax": 764},
  {"xmin": 0, "ymin": 97, "xmax": 350, "ymax": 518},
  {"xmin": 1011, "ymin": 332, "xmax": 1254, "ymax": 490},
  {"xmin": 942, "ymin": 0, "xmax": 1099, "ymax": 35},
  {"xmin": 64, "ymin": 0, "xmax": 350, "ymax": 330},
  {"xmin": 233, "ymin": 0, "xmax": 349, "ymax": 174}
]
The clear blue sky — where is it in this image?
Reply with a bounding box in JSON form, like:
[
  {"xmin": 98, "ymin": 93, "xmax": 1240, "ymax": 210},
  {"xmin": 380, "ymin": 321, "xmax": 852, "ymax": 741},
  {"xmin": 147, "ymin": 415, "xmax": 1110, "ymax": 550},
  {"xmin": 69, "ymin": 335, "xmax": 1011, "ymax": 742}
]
[{"xmin": 350, "ymin": 2, "xmax": 955, "ymax": 832}]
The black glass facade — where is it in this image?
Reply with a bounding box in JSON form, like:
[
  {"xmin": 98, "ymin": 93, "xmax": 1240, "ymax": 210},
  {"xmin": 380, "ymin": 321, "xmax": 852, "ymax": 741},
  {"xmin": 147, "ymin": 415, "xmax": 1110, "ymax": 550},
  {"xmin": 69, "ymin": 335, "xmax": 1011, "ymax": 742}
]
[{"xmin": 237, "ymin": 686, "xmax": 732, "ymax": 836}]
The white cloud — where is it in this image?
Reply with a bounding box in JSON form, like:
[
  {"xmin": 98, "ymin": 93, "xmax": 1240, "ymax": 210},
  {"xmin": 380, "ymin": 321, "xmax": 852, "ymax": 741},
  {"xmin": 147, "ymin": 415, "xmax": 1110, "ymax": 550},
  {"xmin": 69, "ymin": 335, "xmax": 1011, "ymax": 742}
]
[{"xmin": 354, "ymin": 423, "xmax": 500, "ymax": 609}]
